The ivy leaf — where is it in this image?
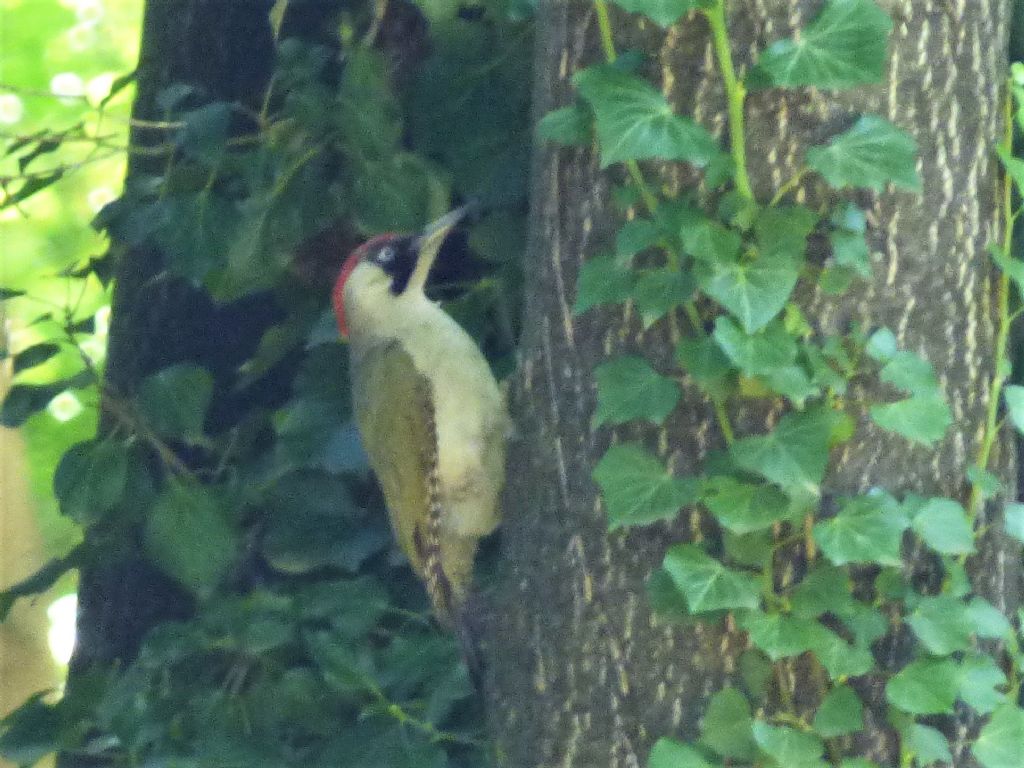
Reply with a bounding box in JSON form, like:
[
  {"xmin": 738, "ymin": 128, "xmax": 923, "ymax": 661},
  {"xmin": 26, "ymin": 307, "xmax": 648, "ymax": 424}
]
[
  {"xmin": 1004, "ymin": 502, "xmax": 1024, "ymax": 543},
  {"xmin": 594, "ymin": 444, "xmax": 698, "ymax": 529},
  {"xmin": 11, "ymin": 343, "xmax": 60, "ymax": 375},
  {"xmin": 879, "ymin": 352, "xmax": 939, "ymax": 396},
  {"xmin": 972, "ymin": 705, "xmax": 1024, "ymax": 768},
  {"xmin": 809, "ymin": 629, "xmax": 875, "ymax": 679},
  {"xmin": 910, "ymin": 497, "xmax": 975, "ymax": 555},
  {"xmin": 829, "ymin": 202, "xmax": 871, "ymax": 278},
  {"xmin": 712, "ymin": 317, "xmax": 797, "ymax": 375},
  {"xmin": 755, "ymin": 205, "xmax": 818, "ymax": 260},
  {"xmin": 594, "ymin": 356, "xmax": 681, "ymax": 426},
  {"xmin": 730, "ymin": 408, "xmax": 840, "ymax": 503},
  {"xmin": 681, "ymin": 217, "xmax": 742, "ymax": 263},
  {"xmin": 677, "ymin": 338, "xmax": 734, "ymax": 396},
  {"xmin": 813, "ymin": 685, "xmax": 863, "ymax": 738},
  {"xmin": 806, "ymin": 116, "xmax": 920, "ymax": 193},
  {"xmin": 751, "ymin": 721, "xmax": 824, "ymax": 765},
  {"xmin": 753, "ymin": 0, "xmax": 893, "ymax": 90},
  {"xmin": 700, "ymin": 688, "xmax": 758, "ymax": 760},
  {"xmin": 137, "ymin": 363, "xmax": 214, "ymax": 442},
  {"xmin": 902, "ymin": 724, "xmax": 952, "ymax": 767},
  {"xmin": 865, "ymin": 327, "xmax": 898, "ymax": 362},
  {"xmin": 616, "ymin": 218, "xmax": 662, "ymax": 261},
  {"xmin": 965, "ymin": 598, "xmax": 1012, "ymax": 640},
  {"xmin": 574, "ymin": 254, "xmax": 635, "ymax": 314},
  {"xmin": 53, "ymin": 440, "xmax": 130, "ymax": 526},
  {"xmin": 700, "ymin": 476, "xmax": 797, "ymax": 534},
  {"xmin": 813, "ymin": 493, "xmax": 909, "ymax": 567},
  {"xmin": 662, "ymin": 544, "xmax": 761, "ymax": 613},
  {"xmin": 574, "ymin": 65, "xmax": 720, "ymax": 168},
  {"xmin": 886, "ymin": 658, "xmax": 959, "ymax": 715},
  {"xmin": 906, "ymin": 595, "xmax": 973, "ymax": 655},
  {"xmin": 958, "ymin": 654, "xmax": 1008, "ymax": 715},
  {"xmin": 144, "ymin": 482, "xmax": 238, "ymax": 597},
  {"xmin": 791, "ymin": 565, "xmax": 854, "ymax": 619},
  {"xmin": 609, "ymin": 0, "xmax": 712, "ymax": 27},
  {"xmin": 738, "ymin": 611, "xmax": 820, "ymax": 659},
  {"xmin": 695, "ymin": 248, "xmax": 802, "ymax": 334},
  {"xmin": 1003, "ymin": 385, "xmax": 1024, "ymax": 433},
  {"xmin": 633, "ymin": 268, "xmax": 695, "ymax": 327},
  {"xmin": 648, "ymin": 738, "xmax": 718, "ymax": 768},
  {"xmin": 536, "ymin": 103, "xmax": 591, "ymax": 146},
  {"xmin": 996, "ymin": 145, "xmax": 1024, "ymax": 197},
  {"xmin": 870, "ymin": 394, "xmax": 951, "ymax": 447}
]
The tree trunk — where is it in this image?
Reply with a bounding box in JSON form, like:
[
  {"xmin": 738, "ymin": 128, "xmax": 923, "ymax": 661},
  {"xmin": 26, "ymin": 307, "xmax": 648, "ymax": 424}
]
[{"xmin": 487, "ymin": 2, "xmax": 1023, "ymax": 766}]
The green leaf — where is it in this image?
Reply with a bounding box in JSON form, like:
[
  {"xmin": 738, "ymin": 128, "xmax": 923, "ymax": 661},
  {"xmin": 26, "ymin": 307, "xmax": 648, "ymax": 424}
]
[
  {"xmin": 145, "ymin": 482, "xmax": 238, "ymax": 597},
  {"xmin": 988, "ymin": 243, "xmax": 1024, "ymax": 297},
  {"xmin": 886, "ymin": 658, "xmax": 959, "ymax": 715},
  {"xmin": 609, "ymin": 0, "xmax": 711, "ymax": 27},
  {"xmin": 681, "ymin": 217, "xmax": 742, "ymax": 263},
  {"xmin": 841, "ymin": 761, "xmax": 880, "ymax": 768},
  {"xmin": 968, "ymin": 465, "xmax": 1002, "ymax": 499},
  {"xmin": 903, "ymin": 724, "xmax": 951, "ymax": 767},
  {"xmin": 1004, "ymin": 502, "xmax": 1024, "ymax": 543},
  {"xmin": 1, "ymin": 378, "xmax": 85, "ymax": 427},
  {"xmin": 738, "ymin": 611, "xmax": 821, "ymax": 659},
  {"xmin": 1003, "ymin": 385, "xmax": 1024, "ymax": 434},
  {"xmin": 806, "ymin": 116, "xmax": 920, "ymax": 192},
  {"xmin": 713, "ymin": 317, "xmax": 798, "ymax": 375},
  {"xmin": 754, "ymin": 0, "xmax": 893, "ymax": 89},
  {"xmin": 965, "ymin": 598, "xmax": 1012, "ymax": 639},
  {"xmin": 870, "ymin": 394, "xmax": 952, "ymax": 447},
  {"xmin": 700, "ymin": 688, "xmax": 758, "ymax": 760},
  {"xmin": 813, "ymin": 685, "xmax": 863, "ymax": 738},
  {"xmin": 700, "ymin": 476, "xmax": 796, "ymax": 534},
  {"xmin": 176, "ymin": 102, "xmax": 231, "ymax": 165},
  {"xmin": 574, "ymin": 65, "xmax": 720, "ymax": 168},
  {"xmin": 751, "ymin": 721, "xmax": 824, "ymax": 765},
  {"xmin": 594, "ymin": 444, "xmax": 698, "ymax": 529},
  {"xmin": 755, "ymin": 205, "xmax": 818, "ymax": 260},
  {"xmin": 12, "ymin": 343, "xmax": 60, "ymax": 374},
  {"xmin": 137, "ymin": 363, "xmax": 214, "ymax": 442},
  {"xmin": 813, "ymin": 493, "xmax": 909, "ymax": 566},
  {"xmin": 762, "ymin": 365, "xmax": 820, "ymax": 407},
  {"xmin": 574, "ymin": 253, "xmax": 635, "ymax": 314},
  {"xmin": 958, "ymin": 654, "xmax": 1008, "ymax": 715},
  {"xmin": 53, "ymin": 440, "xmax": 130, "ymax": 526},
  {"xmin": 907, "ymin": 595, "xmax": 973, "ymax": 655},
  {"xmin": 828, "ymin": 202, "xmax": 871, "ymax": 278},
  {"xmin": 731, "ymin": 408, "xmax": 840, "ymax": 503},
  {"xmin": 676, "ymin": 336, "xmax": 735, "ymax": 398},
  {"xmin": 973, "ymin": 705, "xmax": 1024, "ymax": 768},
  {"xmin": 537, "ymin": 103, "xmax": 591, "ymax": 146},
  {"xmin": 155, "ymin": 192, "xmax": 241, "ymax": 283},
  {"xmin": 879, "ymin": 352, "xmax": 939, "ymax": 396},
  {"xmin": 263, "ymin": 471, "xmax": 388, "ymax": 574},
  {"xmin": 662, "ymin": 544, "xmax": 761, "ymax": 613},
  {"xmin": 996, "ymin": 145, "xmax": 1024, "ymax": 197},
  {"xmin": 594, "ymin": 356, "xmax": 681, "ymax": 426},
  {"xmin": 865, "ymin": 327, "xmax": 897, "ymax": 362},
  {"xmin": 808, "ymin": 628, "xmax": 875, "ymax": 679},
  {"xmin": 910, "ymin": 497, "xmax": 975, "ymax": 555},
  {"xmin": 633, "ymin": 269, "xmax": 695, "ymax": 327},
  {"xmin": 695, "ymin": 247, "xmax": 802, "ymax": 333},
  {"xmin": 791, "ymin": 565, "xmax": 854, "ymax": 619},
  {"xmin": 616, "ymin": 218, "xmax": 662, "ymax": 260},
  {"xmin": 0, "ymin": 694, "xmax": 62, "ymax": 765},
  {"xmin": 648, "ymin": 738, "xmax": 718, "ymax": 768}
]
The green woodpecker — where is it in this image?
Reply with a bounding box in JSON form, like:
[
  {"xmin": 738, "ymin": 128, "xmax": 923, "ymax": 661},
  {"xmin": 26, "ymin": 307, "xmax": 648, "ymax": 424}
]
[{"xmin": 332, "ymin": 208, "xmax": 507, "ymax": 630}]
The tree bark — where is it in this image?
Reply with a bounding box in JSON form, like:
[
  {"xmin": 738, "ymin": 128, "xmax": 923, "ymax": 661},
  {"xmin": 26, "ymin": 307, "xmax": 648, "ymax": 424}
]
[{"xmin": 487, "ymin": 2, "xmax": 1023, "ymax": 766}]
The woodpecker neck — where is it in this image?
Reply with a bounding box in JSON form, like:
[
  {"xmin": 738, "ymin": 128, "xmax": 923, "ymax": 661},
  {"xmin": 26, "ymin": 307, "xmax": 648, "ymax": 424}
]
[{"xmin": 342, "ymin": 262, "xmax": 441, "ymax": 350}]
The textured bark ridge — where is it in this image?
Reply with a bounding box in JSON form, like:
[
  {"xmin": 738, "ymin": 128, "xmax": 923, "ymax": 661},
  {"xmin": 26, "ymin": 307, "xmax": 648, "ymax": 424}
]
[{"xmin": 486, "ymin": 2, "xmax": 1022, "ymax": 766}]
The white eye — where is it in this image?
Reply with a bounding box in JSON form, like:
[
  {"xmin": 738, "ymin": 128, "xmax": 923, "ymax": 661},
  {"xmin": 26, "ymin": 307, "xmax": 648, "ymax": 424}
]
[{"xmin": 377, "ymin": 245, "xmax": 396, "ymax": 264}]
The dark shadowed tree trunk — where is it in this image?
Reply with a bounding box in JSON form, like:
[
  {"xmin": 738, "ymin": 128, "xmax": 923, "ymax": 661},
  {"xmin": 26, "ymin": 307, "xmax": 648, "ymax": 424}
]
[{"xmin": 487, "ymin": 2, "xmax": 1023, "ymax": 766}]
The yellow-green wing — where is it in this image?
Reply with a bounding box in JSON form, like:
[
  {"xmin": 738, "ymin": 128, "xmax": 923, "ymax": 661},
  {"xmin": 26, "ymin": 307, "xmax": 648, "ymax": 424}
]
[{"xmin": 352, "ymin": 341, "xmax": 438, "ymax": 581}]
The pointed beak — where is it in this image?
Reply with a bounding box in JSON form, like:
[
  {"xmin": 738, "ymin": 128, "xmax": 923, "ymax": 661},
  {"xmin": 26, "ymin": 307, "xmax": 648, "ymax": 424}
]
[{"xmin": 408, "ymin": 204, "xmax": 474, "ymax": 291}]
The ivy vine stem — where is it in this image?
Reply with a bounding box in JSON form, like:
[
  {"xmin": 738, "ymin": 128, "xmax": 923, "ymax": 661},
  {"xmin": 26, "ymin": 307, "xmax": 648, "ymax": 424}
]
[
  {"xmin": 967, "ymin": 82, "xmax": 1016, "ymax": 520},
  {"xmin": 702, "ymin": 0, "xmax": 753, "ymax": 201}
]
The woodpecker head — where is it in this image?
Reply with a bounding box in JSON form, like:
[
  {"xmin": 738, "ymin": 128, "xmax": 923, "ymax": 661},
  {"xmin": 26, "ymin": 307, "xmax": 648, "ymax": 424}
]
[{"xmin": 332, "ymin": 207, "xmax": 470, "ymax": 339}]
